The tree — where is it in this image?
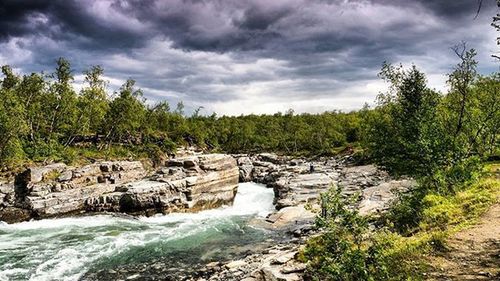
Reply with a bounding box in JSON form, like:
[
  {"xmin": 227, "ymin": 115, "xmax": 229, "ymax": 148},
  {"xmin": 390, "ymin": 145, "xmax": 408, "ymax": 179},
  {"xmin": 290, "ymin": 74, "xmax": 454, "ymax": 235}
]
[
  {"xmin": 0, "ymin": 66, "xmax": 27, "ymax": 163},
  {"xmin": 48, "ymin": 58, "xmax": 78, "ymax": 140},
  {"xmin": 468, "ymin": 74, "xmax": 500, "ymax": 156},
  {"xmin": 443, "ymin": 47, "xmax": 499, "ymax": 161},
  {"xmin": 492, "ymin": 0, "xmax": 500, "ymax": 59},
  {"xmin": 77, "ymin": 65, "xmax": 109, "ymax": 137},
  {"xmin": 103, "ymin": 79, "xmax": 146, "ymax": 144},
  {"xmin": 17, "ymin": 73, "xmax": 48, "ymax": 141},
  {"xmin": 447, "ymin": 44, "xmax": 478, "ymax": 139},
  {"xmin": 365, "ymin": 63, "xmax": 444, "ymax": 177}
]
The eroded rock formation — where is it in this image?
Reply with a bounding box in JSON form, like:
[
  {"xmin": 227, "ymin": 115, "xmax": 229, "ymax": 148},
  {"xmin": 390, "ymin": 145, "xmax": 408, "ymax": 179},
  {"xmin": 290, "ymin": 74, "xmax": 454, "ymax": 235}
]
[
  {"xmin": 118, "ymin": 154, "xmax": 239, "ymax": 215},
  {"xmin": 235, "ymin": 153, "xmax": 415, "ymax": 225},
  {"xmin": 0, "ymin": 154, "xmax": 239, "ymax": 223}
]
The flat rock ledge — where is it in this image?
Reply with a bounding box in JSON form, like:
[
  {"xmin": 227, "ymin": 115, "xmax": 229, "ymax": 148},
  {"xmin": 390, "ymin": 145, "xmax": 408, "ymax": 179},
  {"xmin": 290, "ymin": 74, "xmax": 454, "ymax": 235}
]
[
  {"xmin": 202, "ymin": 153, "xmax": 417, "ymax": 281},
  {"xmin": 0, "ymin": 154, "xmax": 239, "ymax": 223},
  {"xmin": 235, "ymin": 153, "xmax": 415, "ymax": 219}
]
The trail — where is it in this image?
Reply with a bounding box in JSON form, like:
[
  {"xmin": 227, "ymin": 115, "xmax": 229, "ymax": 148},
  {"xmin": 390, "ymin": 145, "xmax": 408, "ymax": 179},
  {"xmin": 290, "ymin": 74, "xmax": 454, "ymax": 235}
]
[{"xmin": 427, "ymin": 204, "xmax": 500, "ymax": 280}]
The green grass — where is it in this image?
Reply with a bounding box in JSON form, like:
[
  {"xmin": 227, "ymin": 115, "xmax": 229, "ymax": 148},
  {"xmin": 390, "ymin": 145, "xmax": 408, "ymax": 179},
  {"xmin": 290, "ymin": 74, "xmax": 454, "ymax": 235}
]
[
  {"xmin": 301, "ymin": 163, "xmax": 500, "ymax": 280},
  {"xmin": 383, "ymin": 162, "xmax": 499, "ymax": 274}
]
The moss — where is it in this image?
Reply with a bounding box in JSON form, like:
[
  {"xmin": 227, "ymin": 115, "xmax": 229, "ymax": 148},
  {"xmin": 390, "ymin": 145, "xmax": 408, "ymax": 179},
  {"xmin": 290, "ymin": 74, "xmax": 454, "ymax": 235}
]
[{"xmin": 43, "ymin": 170, "xmax": 61, "ymax": 182}]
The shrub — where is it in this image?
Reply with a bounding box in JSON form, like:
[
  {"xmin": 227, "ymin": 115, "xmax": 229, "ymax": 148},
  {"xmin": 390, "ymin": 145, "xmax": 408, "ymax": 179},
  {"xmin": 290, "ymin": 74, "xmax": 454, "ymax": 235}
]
[{"xmin": 300, "ymin": 187, "xmax": 418, "ymax": 281}]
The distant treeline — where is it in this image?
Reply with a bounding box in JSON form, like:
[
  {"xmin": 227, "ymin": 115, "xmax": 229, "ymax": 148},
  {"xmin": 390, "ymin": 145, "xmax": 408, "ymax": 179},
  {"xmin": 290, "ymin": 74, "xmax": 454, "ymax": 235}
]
[
  {"xmin": 0, "ymin": 58, "xmax": 365, "ymax": 166},
  {"xmin": 0, "ymin": 49, "xmax": 498, "ymax": 172}
]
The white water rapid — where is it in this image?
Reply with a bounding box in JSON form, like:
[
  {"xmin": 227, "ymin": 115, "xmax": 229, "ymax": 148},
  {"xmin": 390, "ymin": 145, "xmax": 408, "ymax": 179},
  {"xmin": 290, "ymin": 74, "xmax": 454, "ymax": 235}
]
[{"xmin": 0, "ymin": 182, "xmax": 275, "ymax": 281}]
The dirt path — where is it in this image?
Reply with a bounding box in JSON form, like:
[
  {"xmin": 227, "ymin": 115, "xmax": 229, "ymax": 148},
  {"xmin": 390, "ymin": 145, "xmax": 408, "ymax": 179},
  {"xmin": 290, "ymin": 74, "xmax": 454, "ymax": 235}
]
[{"xmin": 426, "ymin": 204, "xmax": 500, "ymax": 280}]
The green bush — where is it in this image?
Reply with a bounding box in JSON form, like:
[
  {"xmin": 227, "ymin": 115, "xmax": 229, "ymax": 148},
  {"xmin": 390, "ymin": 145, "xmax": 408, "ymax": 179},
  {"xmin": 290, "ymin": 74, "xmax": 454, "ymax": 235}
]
[{"xmin": 300, "ymin": 188, "xmax": 418, "ymax": 281}]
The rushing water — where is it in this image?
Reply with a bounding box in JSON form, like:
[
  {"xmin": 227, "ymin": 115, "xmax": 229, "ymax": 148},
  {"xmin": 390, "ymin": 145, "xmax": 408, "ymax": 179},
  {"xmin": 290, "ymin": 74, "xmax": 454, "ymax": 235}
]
[{"xmin": 0, "ymin": 182, "xmax": 275, "ymax": 281}]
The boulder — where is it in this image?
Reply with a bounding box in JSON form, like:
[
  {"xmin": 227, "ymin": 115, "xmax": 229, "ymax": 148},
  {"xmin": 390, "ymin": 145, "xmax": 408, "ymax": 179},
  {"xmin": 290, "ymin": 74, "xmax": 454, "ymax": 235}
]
[
  {"xmin": 266, "ymin": 205, "xmax": 315, "ymax": 228},
  {"xmin": 21, "ymin": 163, "xmax": 67, "ymax": 184},
  {"xmin": 239, "ymin": 164, "xmax": 254, "ymax": 182},
  {"xmin": 358, "ymin": 179, "xmax": 415, "ymax": 216},
  {"xmin": 105, "ymin": 154, "xmax": 239, "ymax": 215},
  {"xmin": 0, "ymin": 207, "xmax": 31, "ymax": 222}
]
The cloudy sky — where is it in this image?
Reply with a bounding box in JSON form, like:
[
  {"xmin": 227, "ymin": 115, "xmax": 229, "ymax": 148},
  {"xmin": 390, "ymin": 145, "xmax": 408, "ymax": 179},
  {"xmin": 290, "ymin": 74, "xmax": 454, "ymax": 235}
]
[{"xmin": 0, "ymin": 0, "xmax": 498, "ymax": 115}]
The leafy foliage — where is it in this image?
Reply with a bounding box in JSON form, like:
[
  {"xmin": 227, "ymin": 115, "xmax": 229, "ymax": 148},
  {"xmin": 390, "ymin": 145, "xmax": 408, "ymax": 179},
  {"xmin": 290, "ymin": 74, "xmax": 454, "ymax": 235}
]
[
  {"xmin": 0, "ymin": 59, "xmax": 365, "ymax": 167},
  {"xmin": 301, "ymin": 187, "xmax": 419, "ymax": 281},
  {"xmin": 365, "ymin": 49, "xmax": 498, "ymax": 194}
]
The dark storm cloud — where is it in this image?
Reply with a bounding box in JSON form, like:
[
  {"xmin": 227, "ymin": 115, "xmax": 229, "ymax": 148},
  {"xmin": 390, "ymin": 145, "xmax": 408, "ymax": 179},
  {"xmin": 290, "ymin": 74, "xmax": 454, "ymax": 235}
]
[
  {"xmin": 0, "ymin": 0, "xmax": 51, "ymax": 38},
  {"xmin": 0, "ymin": 0, "xmax": 497, "ymax": 115},
  {"xmin": 0, "ymin": 0, "xmax": 493, "ymax": 50},
  {"xmin": 0, "ymin": 0, "xmax": 151, "ymax": 49}
]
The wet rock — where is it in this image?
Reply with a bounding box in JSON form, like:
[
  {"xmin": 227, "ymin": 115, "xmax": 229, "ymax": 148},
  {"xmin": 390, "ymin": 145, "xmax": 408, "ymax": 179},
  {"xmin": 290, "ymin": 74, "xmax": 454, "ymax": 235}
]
[
  {"xmin": 0, "ymin": 206, "xmax": 31, "ymax": 222},
  {"xmin": 239, "ymin": 164, "xmax": 254, "ymax": 182}
]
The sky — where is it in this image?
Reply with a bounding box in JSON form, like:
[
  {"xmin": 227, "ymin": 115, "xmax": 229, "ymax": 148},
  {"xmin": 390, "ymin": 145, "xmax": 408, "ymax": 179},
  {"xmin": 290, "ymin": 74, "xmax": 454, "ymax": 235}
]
[{"xmin": 0, "ymin": 0, "xmax": 498, "ymax": 115}]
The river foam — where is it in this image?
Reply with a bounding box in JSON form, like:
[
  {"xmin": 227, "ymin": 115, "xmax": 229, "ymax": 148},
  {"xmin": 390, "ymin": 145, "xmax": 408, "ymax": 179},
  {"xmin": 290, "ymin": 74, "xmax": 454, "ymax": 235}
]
[{"xmin": 0, "ymin": 182, "xmax": 274, "ymax": 281}]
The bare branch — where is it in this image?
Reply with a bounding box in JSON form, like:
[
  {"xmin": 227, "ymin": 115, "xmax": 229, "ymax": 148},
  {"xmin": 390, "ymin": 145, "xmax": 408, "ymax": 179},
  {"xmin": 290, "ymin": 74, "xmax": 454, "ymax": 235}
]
[{"xmin": 474, "ymin": 0, "xmax": 483, "ymax": 19}]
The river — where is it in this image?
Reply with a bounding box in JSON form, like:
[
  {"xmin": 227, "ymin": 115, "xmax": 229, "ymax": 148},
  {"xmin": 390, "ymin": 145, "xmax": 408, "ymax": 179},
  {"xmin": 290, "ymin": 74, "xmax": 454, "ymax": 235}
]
[{"xmin": 0, "ymin": 182, "xmax": 276, "ymax": 281}]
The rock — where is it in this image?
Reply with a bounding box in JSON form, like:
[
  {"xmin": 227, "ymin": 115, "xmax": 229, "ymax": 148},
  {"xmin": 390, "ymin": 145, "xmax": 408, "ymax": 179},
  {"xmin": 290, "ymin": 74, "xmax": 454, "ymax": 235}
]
[
  {"xmin": 1, "ymin": 160, "xmax": 147, "ymax": 222},
  {"xmin": 271, "ymin": 251, "xmax": 296, "ymax": 265},
  {"xmin": 0, "ymin": 207, "xmax": 31, "ymax": 222},
  {"xmin": 206, "ymin": 262, "xmax": 222, "ymax": 268},
  {"xmin": 237, "ymin": 156, "xmax": 253, "ymax": 166},
  {"xmin": 288, "ymin": 159, "xmax": 303, "ymax": 166},
  {"xmin": 104, "ymin": 154, "xmax": 238, "ymax": 215},
  {"xmin": 182, "ymin": 157, "xmax": 199, "ymax": 168},
  {"xmin": 0, "ymin": 182, "xmax": 13, "ymax": 194},
  {"xmin": 339, "ymin": 165, "xmax": 389, "ymax": 195},
  {"xmin": 258, "ymin": 153, "xmax": 282, "ymax": 164},
  {"xmin": 225, "ymin": 260, "xmax": 247, "ymax": 269},
  {"xmin": 166, "ymin": 159, "xmax": 184, "ymax": 167},
  {"xmin": 22, "ymin": 163, "xmax": 67, "ymax": 184},
  {"xmin": 239, "ymin": 164, "xmax": 254, "ymax": 182},
  {"xmin": 199, "ymin": 154, "xmax": 235, "ymax": 171},
  {"xmin": 358, "ymin": 179, "xmax": 415, "ymax": 216},
  {"xmin": 274, "ymin": 173, "xmax": 336, "ymax": 209},
  {"xmin": 240, "ymin": 278, "xmax": 259, "ymax": 281},
  {"xmin": 57, "ymin": 170, "xmax": 73, "ymax": 182},
  {"xmin": 266, "ymin": 205, "xmax": 315, "ymax": 228},
  {"xmin": 261, "ymin": 266, "xmax": 301, "ymax": 281},
  {"xmin": 280, "ymin": 264, "xmax": 306, "ymax": 274}
]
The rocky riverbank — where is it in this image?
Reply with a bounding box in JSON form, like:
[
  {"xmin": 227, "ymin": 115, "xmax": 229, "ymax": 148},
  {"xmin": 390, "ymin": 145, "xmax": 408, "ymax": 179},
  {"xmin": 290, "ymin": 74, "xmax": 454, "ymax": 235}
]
[
  {"xmin": 0, "ymin": 154, "xmax": 239, "ymax": 223},
  {"xmin": 194, "ymin": 153, "xmax": 415, "ymax": 281},
  {"xmin": 236, "ymin": 153, "xmax": 414, "ymax": 222},
  {"xmin": 0, "ymin": 152, "xmax": 415, "ymax": 281}
]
